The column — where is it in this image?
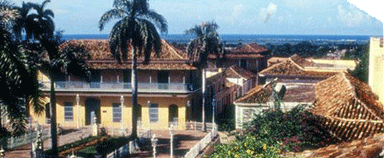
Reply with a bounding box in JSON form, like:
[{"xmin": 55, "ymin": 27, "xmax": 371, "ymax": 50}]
[
  {"xmin": 120, "ymin": 95, "xmax": 125, "ymax": 134},
  {"xmin": 76, "ymin": 94, "xmax": 80, "ymax": 128}
]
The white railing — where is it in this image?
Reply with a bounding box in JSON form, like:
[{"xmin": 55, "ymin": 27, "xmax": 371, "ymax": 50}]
[
  {"xmin": 186, "ymin": 121, "xmax": 216, "ymax": 132},
  {"xmin": 39, "ymin": 81, "xmax": 195, "ymax": 93},
  {"xmin": 6, "ymin": 126, "xmax": 51, "ymax": 149},
  {"xmin": 105, "ymin": 129, "xmax": 151, "ymax": 158},
  {"xmin": 183, "ymin": 124, "xmax": 218, "ymax": 158}
]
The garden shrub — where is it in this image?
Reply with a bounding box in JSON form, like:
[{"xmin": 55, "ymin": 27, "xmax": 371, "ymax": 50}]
[
  {"xmin": 45, "ymin": 136, "xmax": 99, "ymax": 156},
  {"xmin": 246, "ymin": 104, "xmax": 334, "ymax": 152},
  {"xmin": 208, "ymin": 104, "xmax": 335, "ymax": 157},
  {"xmin": 207, "ymin": 134, "xmax": 283, "ymax": 158},
  {"xmin": 96, "ymin": 136, "xmax": 131, "ymax": 156}
]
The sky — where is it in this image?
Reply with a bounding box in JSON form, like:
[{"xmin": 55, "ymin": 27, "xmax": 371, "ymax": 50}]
[{"xmin": 11, "ymin": 0, "xmax": 384, "ymax": 35}]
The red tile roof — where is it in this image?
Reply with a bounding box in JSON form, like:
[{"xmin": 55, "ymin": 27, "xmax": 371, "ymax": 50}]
[
  {"xmin": 230, "ymin": 43, "xmax": 268, "ymax": 53},
  {"xmin": 259, "ymin": 58, "xmax": 336, "ymax": 78},
  {"xmin": 58, "ymin": 40, "xmax": 197, "ymax": 70},
  {"xmin": 312, "ymin": 72, "xmax": 383, "ymax": 119},
  {"xmin": 289, "ymin": 54, "xmax": 315, "ymax": 68},
  {"xmin": 311, "ymin": 72, "xmax": 383, "ymax": 141},
  {"xmin": 235, "ymin": 84, "xmax": 274, "ymax": 104},
  {"xmin": 225, "ymin": 65, "xmax": 255, "ymax": 80},
  {"xmin": 292, "ymin": 133, "xmax": 383, "ymax": 158}
]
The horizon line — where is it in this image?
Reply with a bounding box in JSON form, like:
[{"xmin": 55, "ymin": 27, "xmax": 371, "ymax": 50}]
[{"xmin": 62, "ymin": 33, "xmax": 383, "ymax": 36}]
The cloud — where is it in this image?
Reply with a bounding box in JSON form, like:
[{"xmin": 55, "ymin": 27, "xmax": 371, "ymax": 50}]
[
  {"xmin": 337, "ymin": 4, "xmax": 366, "ymax": 27},
  {"xmin": 262, "ymin": 3, "xmax": 278, "ymax": 23}
]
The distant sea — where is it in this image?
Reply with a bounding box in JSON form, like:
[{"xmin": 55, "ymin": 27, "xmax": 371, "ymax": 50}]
[{"xmin": 63, "ymin": 34, "xmax": 374, "ymax": 45}]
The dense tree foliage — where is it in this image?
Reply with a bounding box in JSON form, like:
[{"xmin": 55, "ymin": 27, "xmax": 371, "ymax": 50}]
[
  {"xmin": 265, "ymin": 41, "xmax": 365, "ymax": 58},
  {"xmin": 343, "ymin": 44, "xmax": 369, "ymax": 83}
]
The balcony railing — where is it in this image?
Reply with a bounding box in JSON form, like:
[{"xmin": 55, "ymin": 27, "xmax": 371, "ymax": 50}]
[{"xmin": 39, "ymin": 81, "xmax": 196, "ymax": 93}]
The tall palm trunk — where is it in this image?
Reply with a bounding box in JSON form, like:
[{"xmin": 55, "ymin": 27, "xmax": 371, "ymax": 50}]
[
  {"xmin": 49, "ymin": 73, "xmax": 58, "ymax": 156},
  {"xmin": 131, "ymin": 47, "xmax": 138, "ymax": 138},
  {"xmin": 201, "ymin": 67, "xmax": 206, "ymax": 132}
]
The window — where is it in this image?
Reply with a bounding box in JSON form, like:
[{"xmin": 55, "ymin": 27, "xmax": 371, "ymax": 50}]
[
  {"xmin": 113, "ymin": 103, "xmax": 122, "ymax": 122},
  {"xmin": 64, "ymin": 102, "xmax": 73, "ymax": 121},
  {"xmin": 149, "ymin": 103, "xmax": 159, "ymax": 123}
]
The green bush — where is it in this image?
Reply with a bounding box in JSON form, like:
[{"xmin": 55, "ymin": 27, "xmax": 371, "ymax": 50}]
[
  {"xmin": 45, "ymin": 136, "xmax": 99, "ymax": 156},
  {"xmin": 246, "ymin": 104, "xmax": 333, "ymax": 152},
  {"xmin": 207, "ymin": 134, "xmax": 283, "ymax": 158},
  {"xmin": 208, "ymin": 104, "xmax": 334, "ymax": 157},
  {"xmin": 96, "ymin": 136, "xmax": 131, "ymax": 156}
]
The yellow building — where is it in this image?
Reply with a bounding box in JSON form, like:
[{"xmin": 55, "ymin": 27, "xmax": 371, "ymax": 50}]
[
  {"xmin": 369, "ymin": 37, "xmax": 384, "ymax": 104},
  {"xmin": 30, "ymin": 40, "xmax": 201, "ymax": 131}
]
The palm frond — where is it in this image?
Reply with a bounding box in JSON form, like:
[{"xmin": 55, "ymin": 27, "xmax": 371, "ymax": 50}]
[
  {"xmin": 26, "ymin": 2, "xmax": 41, "ymax": 15},
  {"xmin": 141, "ymin": 10, "xmax": 168, "ymax": 34},
  {"xmin": 134, "ymin": 0, "xmax": 148, "ymax": 15},
  {"xmin": 99, "ymin": 8, "xmax": 127, "ymax": 31},
  {"xmin": 43, "ymin": 9, "xmax": 54, "ymax": 18},
  {"xmin": 137, "ymin": 18, "xmax": 161, "ymax": 63},
  {"xmin": 184, "ymin": 25, "xmax": 203, "ymax": 38},
  {"xmin": 109, "ymin": 17, "xmax": 128, "ymax": 63}
]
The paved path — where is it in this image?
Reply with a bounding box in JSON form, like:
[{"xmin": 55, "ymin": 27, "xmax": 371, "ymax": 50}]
[
  {"xmin": 130, "ymin": 130, "xmax": 208, "ymax": 158},
  {"xmin": 5, "ymin": 127, "xmax": 91, "ymax": 158}
]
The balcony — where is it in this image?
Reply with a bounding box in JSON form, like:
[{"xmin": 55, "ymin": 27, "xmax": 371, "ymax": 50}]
[{"xmin": 39, "ymin": 81, "xmax": 196, "ymax": 93}]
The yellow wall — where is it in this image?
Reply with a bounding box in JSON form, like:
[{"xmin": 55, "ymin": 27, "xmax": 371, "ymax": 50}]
[
  {"xmin": 369, "ymin": 37, "xmax": 384, "ymax": 104},
  {"xmin": 138, "ymin": 97, "xmax": 187, "ymax": 130},
  {"xmin": 29, "ymin": 95, "xmax": 190, "ymax": 130}
]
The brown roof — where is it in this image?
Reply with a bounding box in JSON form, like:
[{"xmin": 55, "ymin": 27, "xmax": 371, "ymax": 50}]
[
  {"xmin": 312, "ymin": 72, "xmax": 383, "ymax": 119},
  {"xmin": 209, "ymin": 54, "xmax": 265, "ymax": 59},
  {"xmin": 259, "ymin": 59, "xmax": 336, "ymax": 78},
  {"xmin": 209, "ymin": 43, "xmax": 268, "ymax": 59},
  {"xmin": 225, "ymin": 65, "xmax": 255, "ymax": 79},
  {"xmin": 289, "ymin": 54, "xmax": 315, "ymax": 68},
  {"xmin": 230, "ymin": 43, "xmax": 268, "ymax": 53},
  {"xmin": 235, "ymin": 83, "xmax": 316, "ymax": 104},
  {"xmin": 282, "ymin": 84, "xmax": 316, "ymax": 102},
  {"xmin": 58, "ymin": 39, "xmax": 196, "ymax": 70},
  {"xmin": 235, "ymin": 84, "xmax": 274, "ymax": 104},
  {"xmin": 293, "ymin": 133, "xmax": 383, "ymax": 158}
]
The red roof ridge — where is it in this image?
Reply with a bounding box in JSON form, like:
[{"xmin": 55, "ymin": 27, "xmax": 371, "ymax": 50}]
[
  {"xmin": 161, "ymin": 40, "xmax": 185, "ymax": 60},
  {"xmin": 259, "ymin": 59, "xmax": 304, "ymax": 75}
]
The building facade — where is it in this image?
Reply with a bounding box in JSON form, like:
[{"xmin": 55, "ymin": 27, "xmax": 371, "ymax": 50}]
[
  {"xmin": 31, "ymin": 40, "xmax": 201, "ymax": 130},
  {"xmin": 368, "ymin": 37, "xmax": 384, "ymax": 103}
]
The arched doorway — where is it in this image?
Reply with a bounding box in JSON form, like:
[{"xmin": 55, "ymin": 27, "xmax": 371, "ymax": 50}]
[
  {"xmin": 168, "ymin": 104, "xmax": 178, "ymax": 126},
  {"xmin": 85, "ymin": 98, "xmax": 101, "ymax": 125}
]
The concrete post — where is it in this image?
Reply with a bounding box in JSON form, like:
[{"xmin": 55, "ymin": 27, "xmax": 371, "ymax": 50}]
[
  {"xmin": 151, "ymin": 134, "xmax": 158, "ymax": 158},
  {"xmin": 169, "ymin": 124, "xmax": 174, "ymax": 158},
  {"xmin": 120, "ymin": 95, "xmax": 125, "ymax": 135},
  {"xmin": 76, "ymin": 94, "xmax": 80, "ymax": 128},
  {"xmin": 92, "ymin": 116, "xmax": 99, "ymax": 136}
]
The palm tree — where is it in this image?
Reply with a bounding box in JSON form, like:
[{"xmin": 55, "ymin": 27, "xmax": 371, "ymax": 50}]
[
  {"xmin": 19, "ymin": 1, "xmax": 89, "ymax": 156},
  {"xmin": 185, "ymin": 21, "xmax": 221, "ymax": 131},
  {"xmin": 99, "ymin": 0, "xmax": 167, "ymax": 138},
  {"xmin": 1, "ymin": 0, "xmax": 44, "ymax": 141},
  {"xmin": 12, "ymin": 1, "xmax": 31, "ymax": 41}
]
